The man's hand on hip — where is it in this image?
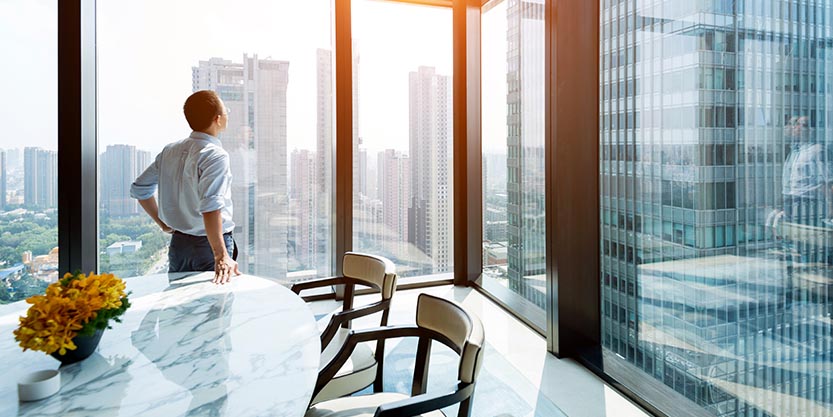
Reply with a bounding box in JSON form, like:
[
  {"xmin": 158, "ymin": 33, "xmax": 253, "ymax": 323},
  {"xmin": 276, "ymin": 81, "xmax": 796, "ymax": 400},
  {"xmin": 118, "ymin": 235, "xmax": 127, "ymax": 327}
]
[{"xmin": 212, "ymin": 253, "xmax": 241, "ymax": 285}]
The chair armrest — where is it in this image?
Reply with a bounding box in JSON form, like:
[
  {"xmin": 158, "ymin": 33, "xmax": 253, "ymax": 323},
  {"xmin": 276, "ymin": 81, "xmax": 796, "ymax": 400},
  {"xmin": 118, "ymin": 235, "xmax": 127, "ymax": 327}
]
[
  {"xmin": 291, "ymin": 276, "xmax": 346, "ymax": 296},
  {"xmin": 315, "ymin": 325, "xmax": 423, "ymax": 399},
  {"xmin": 320, "ymin": 300, "xmax": 391, "ymax": 350},
  {"xmin": 374, "ymin": 383, "xmax": 476, "ymax": 417}
]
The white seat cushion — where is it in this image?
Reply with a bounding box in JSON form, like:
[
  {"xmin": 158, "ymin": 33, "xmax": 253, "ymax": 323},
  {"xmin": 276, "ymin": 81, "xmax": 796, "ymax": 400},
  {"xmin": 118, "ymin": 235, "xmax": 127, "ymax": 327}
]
[
  {"xmin": 313, "ymin": 327, "xmax": 378, "ymax": 404},
  {"xmin": 306, "ymin": 393, "xmax": 447, "ymax": 417}
]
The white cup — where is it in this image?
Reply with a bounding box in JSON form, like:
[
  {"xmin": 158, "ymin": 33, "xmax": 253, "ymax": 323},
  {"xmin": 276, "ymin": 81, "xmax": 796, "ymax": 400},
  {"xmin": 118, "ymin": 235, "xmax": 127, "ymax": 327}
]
[{"xmin": 18, "ymin": 369, "xmax": 61, "ymax": 402}]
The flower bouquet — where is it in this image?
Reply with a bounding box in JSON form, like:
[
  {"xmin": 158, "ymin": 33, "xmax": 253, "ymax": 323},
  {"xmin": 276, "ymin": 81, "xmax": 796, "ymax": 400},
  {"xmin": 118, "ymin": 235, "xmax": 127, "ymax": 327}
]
[{"xmin": 14, "ymin": 271, "xmax": 131, "ymax": 365}]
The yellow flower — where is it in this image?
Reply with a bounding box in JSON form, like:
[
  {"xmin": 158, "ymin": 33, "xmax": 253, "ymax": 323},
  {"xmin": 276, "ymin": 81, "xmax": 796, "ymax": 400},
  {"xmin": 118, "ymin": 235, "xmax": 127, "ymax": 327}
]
[{"xmin": 13, "ymin": 271, "xmax": 129, "ymax": 355}]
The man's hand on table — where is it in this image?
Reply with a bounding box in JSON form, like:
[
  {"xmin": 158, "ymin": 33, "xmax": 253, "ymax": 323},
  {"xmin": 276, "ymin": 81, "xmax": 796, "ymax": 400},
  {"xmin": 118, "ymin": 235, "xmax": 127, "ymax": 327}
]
[{"xmin": 212, "ymin": 253, "xmax": 241, "ymax": 285}]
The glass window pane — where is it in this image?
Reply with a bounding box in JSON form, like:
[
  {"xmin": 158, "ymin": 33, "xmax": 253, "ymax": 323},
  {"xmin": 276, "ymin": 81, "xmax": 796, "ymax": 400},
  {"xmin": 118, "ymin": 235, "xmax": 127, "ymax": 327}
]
[
  {"xmin": 0, "ymin": 0, "xmax": 58, "ymax": 304},
  {"xmin": 98, "ymin": 1, "xmax": 335, "ymax": 284},
  {"xmin": 601, "ymin": 1, "xmax": 833, "ymax": 415},
  {"xmin": 351, "ymin": 1, "xmax": 453, "ymax": 280},
  {"xmin": 481, "ymin": 0, "xmax": 546, "ymax": 327}
]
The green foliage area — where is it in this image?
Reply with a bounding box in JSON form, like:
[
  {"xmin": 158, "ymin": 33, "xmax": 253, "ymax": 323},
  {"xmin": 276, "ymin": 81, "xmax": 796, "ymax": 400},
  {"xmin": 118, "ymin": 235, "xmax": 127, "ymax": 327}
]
[
  {"xmin": 99, "ymin": 215, "xmax": 168, "ymax": 277},
  {"xmin": 0, "ymin": 211, "xmax": 169, "ymax": 304},
  {"xmin": 0, "ymin": 212, "xmax": 58, "ymax": 267}
]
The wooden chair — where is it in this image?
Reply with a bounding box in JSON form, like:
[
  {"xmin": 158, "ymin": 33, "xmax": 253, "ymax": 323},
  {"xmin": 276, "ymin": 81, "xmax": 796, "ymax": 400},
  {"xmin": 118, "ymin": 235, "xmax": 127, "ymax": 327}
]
[
  {"xmin": 292, "ymin": 252, "xmax": 398, "ymax": 404},
  {"xmin": 306, "ymin": 293, "xmax": 485, "ymax": 417}
]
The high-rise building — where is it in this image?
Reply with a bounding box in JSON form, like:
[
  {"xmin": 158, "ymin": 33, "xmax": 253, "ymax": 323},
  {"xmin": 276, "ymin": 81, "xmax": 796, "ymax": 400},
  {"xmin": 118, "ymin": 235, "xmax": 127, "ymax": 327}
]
[
  {"xmin": 316, "ymin": 43, "xmax": 360, "ymax": 186},
  {"xmin": 100, "ymin": 145, "xmax": 151, "ymax": 217},
  {"xmin": 505, "ymin": 0, "xmax": 547, "ymax": 308},
  {"xmin": 358, "ymin": 146, "xmax": 368, "ymax": 198},
  {"xmin": 316, "ymin": 48, "xmax": 334, "ymax": 277},
  {"xmin": 601, "ymin": 1, "xmax": 833, "ymax": 415},
  {"xmin": 0, "ymin": 150, "xmax": 6, "ymax": 211},
  {"xmin": 23, "ymin": 147, "xmax": 57, "ymax": 209},
  {"xmin": 317, "ymin": 46, "xmax": 359, "ymax": 275},
  {"xmin": 377, "ymin": 149, "xmax": 410, "ymax": 245},
  {"xmin": 193, "ymin": 54, "xmax": 289, "ymax": 279},
  {"xmin": 290, "ymin": 149, "xmax": 316, "ymax": 271},
  {"xmin": 408, "ymin": 66, "xmax": 453, "ymax": 274}
]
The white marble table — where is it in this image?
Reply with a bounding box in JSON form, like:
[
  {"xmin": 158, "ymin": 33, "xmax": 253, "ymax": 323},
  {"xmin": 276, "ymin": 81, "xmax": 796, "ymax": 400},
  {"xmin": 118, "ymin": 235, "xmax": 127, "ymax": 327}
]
[{"xmin": 0, "ymin": 272, "xmax": 320, "ymax": 417}]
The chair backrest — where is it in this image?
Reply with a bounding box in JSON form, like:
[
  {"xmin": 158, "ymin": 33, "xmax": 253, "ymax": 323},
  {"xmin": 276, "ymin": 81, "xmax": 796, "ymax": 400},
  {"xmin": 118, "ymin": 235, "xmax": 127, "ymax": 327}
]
[
  {"xmin": 415, "ymin": 293, "xmax": 485, "ymax": 385},
  {"xmin": 342, "ymin": 252, "xmax": 397, "ymax": 300}
]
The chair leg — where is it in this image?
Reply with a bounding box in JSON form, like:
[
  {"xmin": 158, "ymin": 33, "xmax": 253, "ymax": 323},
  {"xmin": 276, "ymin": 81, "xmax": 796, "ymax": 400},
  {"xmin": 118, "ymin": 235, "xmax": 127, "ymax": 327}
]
[
  {"xmin": 375, "ymin": 308, "xmax": 390, "ymax": 392},
  {"xmin": 457, "ymin": 395, "xmax": 474, "ymax": 417},
  {"xmin": 342, "ymin": 283, "xmax": 354, "ymax": 329},
  {"xmin": 374, "ymin": 339, "xmax": 385, "ymax": 392},
  {"xmin": 411, "ymin": 337, "xmax": 432, "ymax": 396}
]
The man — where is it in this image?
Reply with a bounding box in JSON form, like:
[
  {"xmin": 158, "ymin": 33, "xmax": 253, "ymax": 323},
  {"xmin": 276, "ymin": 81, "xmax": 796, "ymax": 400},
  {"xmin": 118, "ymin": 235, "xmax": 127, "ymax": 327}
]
[
  {"xmin": 776, "ymin": 115, "xmax": 833, "ymax": 307},
  {"xmin": 130, "ymin": 90, "xmax": 240, "ymax": 284}
]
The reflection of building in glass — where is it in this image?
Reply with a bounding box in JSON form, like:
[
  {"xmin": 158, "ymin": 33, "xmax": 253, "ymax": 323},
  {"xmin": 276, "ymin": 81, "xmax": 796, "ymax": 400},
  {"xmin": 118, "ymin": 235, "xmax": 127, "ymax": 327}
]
[
  {"xmin": 483, "ymin": 153, "xmax": 509, "ymax": 269},
  {"xmin": 506, "ymin": 0, "xmax": 546, "ymax": 307},
  {"xmin": 290, "ymin": 149, "xmax": 316, "ymax": 271},
  {"xmin": 316, "ymin": 48, "xmax": 335, "ymax": 277},
  {"xmin": 636, "ymin": 255, "xmax": 833, "ymax": 416},
  {"xmin": 192, "ymin": 55, "xmax": 289, "ymax": 279},
  {"xmin": 23, "ymin": 147, "xmax": 56, "ymax": 209},
  {"xmin": 408, "ymin": 66, "xmax": 453, "ymax": 275},
  {"xmin": 101, "ymin": 144, "xmax": 151, "ymax": 217},
  {"xmin": 601, "ymin": 1, "xmax": 833, "ymax": 415}
]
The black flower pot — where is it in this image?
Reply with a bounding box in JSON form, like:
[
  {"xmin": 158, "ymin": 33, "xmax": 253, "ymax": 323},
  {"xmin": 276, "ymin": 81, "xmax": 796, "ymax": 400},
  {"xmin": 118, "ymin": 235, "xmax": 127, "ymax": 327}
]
[{"xmin": 50, "ymin": 329, "xmax": 104, "ymax": 366}]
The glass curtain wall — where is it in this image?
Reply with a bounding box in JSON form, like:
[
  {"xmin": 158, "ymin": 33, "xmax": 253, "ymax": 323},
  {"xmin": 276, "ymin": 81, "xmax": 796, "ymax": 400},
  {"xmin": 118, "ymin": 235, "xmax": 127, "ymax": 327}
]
[
  {"xmin": 0, "ymin": 0, "xmax": 58, "ymax": 304},
  {"xmin": 481, "ymin": 0, "xmax": 546, "ymax": 328},
  {"xmin": 97, "ymin": 0, "xmax": 336, "ymax": 284},
  {"xmin": 351, "ymin": 0, "xmax": 454, "ymax": 279},
  {"xmin": 601, "ymin": 0, "xmax": 833, "ymax": 415}
]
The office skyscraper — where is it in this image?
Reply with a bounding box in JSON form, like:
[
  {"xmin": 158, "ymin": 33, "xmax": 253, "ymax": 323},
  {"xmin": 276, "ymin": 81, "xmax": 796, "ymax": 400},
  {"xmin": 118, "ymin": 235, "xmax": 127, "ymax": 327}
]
[
  {"xmin": 23, "ymin": 147, "xmax": 56, "ymax": 209},
  {"xmin": 408, "ymin": 66, "xmax": 453, "ymax": 274},
  {"xmin": 193, "ymin": 54, "xmax": 289, "ymax": 279},
  {"xmin": 378, "ymin": 149, "xmax": 410, "ymax": 244},
  {"xmin": 314, "ymin": 47, "xmax": 360, "ymax": 182},
  {"xmin": 358, "ymin": 146, "xmax": 368, "ymax": 198},
  {"xmin": 100, "ymin": 145, "xmax": 151, "ymax": 217},
  {"xmin": 601, "ymin": 1, "xmax": 833, "ymax": 415},
  {"xmin": 290, "ymin": 149, "xmax": 316, "ymax": 271},
  {"xmin": 316, "ymin": 49, "xmax": 333, "ymax": 201},
  {"xmin": 505, "ymin": 0, "xmax": 546, "ymax": 307},
  {"xmin": 316, "ymin": 47, "xmax": 359, "ymax": 275},
  {"xmin": 316, "ymin": 48, "xmax": 334, "ymax": 277}
]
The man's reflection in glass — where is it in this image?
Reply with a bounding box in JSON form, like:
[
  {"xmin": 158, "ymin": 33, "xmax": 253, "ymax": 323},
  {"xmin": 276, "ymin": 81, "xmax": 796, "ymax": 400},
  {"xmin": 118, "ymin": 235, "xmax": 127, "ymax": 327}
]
[{"xmin": 779, "ymin": 115, "xmax": 833, "ymax": 307}]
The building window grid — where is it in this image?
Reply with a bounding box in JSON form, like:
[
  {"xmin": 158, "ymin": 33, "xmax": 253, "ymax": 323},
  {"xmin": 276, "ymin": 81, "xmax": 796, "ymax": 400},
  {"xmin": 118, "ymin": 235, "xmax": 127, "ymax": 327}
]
[{"xmin": 601, "ymin": 1, "xmax": 833, "ymax": 415}]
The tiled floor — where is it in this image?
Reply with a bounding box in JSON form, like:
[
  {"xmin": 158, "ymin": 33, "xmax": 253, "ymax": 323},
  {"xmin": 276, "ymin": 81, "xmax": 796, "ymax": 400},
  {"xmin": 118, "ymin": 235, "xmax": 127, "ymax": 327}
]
[{"xmin": 308, "ymin": 285, "xmax": 652, "ymax": 417}]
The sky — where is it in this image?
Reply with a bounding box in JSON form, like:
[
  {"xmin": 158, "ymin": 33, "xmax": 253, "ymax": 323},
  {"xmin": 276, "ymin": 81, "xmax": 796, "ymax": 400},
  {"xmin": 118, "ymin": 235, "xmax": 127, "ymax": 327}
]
[{"xmin": 1, "ymin": 0, "xmax": 509, "ymax": 158}]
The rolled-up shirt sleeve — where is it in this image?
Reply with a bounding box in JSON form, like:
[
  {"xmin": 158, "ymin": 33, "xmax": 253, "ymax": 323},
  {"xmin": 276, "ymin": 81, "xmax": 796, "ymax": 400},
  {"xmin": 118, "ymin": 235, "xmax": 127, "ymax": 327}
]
[
  {"xmin": 198, "ymin": 148, "xmax": 232, "ymax": 213},
  {"xmin": 130, "ymin": 152, "xmax": 161, "ymax": 200}
]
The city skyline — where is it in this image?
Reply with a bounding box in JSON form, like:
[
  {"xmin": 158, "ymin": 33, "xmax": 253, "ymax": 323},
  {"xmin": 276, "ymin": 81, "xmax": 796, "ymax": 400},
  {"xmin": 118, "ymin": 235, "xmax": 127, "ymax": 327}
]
[{"xmin": 2, "ymin": 1, "xmax": 472, "ymax": 157}]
